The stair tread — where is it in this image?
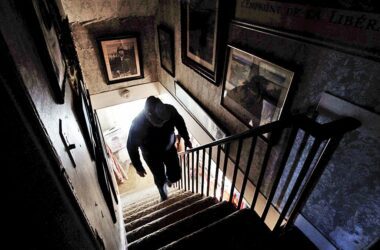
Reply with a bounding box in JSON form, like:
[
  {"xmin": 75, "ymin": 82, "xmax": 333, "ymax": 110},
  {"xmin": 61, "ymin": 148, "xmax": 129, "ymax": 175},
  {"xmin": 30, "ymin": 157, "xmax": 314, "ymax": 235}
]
[
  {"xmin": 123, "ymin": 189, "xmax": 184, "ymax": 213},
  {"xmin": 129, "ymin": 201, "xmax": 236, "ymax": 250},
  {"xmin": 124, "ymin": 191, "xmax": 192, "ymax": 222},
  {"xmin": 127, "ymin": 196, "xmax": 218, "ymax": 243},
  {"xmin": 125, "ymin": 193, "xmax": 203, "ymax": 232},
  {"xmin": 160, "ymin": 208, "xmax": 274, "ymax": 250}
]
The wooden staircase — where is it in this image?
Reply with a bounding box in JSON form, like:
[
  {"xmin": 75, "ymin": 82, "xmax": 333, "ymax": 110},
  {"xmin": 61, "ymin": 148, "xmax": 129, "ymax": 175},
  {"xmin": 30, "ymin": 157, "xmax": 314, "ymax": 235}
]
[
  {"xmin": 122, "ymin": 115, "xmax": 359, "ymax": 249},
  {"xmin": 123, "ymin": 189, "xmax": 316, "ymax": 250}
]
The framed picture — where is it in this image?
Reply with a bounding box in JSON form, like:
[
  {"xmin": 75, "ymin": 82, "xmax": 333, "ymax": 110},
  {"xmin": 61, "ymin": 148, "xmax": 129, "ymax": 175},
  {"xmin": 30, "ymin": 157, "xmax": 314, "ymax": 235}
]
[
  {"xmin": 180, "ymin": 0, "xmax": 231, "ymax": 85},
  {"xmin": 174, "ymin": 80, "xmax": 227, "ymax": 140},
  {"xmin": 93, "ymin": 111, "xmax": 118, "ymax": 223},
  {"xmin": 98, "ymin": 35, "xmax": 143, "ymax": 84},
  {"xmin": 31, "ymin": 0, "xmax": 66, "ymax": 104},
  {"xmin": 157, "ymin": 24, "xmax": 175, "ymax": 77},
  {"xmin": 221, "ymin": 45, "xmax": 294, "ymax": 128},
  {"xmin": 76, "ymin": 79, "xmax": 96, "ymax": 160},
  {"xmin": 234, "ymin": 1, "xmax": 380, "ymax": 62}
]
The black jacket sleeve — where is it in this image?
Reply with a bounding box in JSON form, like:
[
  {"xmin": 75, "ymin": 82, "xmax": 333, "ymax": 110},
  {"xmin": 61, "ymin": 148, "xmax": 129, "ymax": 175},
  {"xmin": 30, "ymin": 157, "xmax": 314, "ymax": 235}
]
[
  {"xmin": 126, "ymin": 122, "xmax": 145, "ymax": 173},
  {"xmin": 170, "ymin": 105, "xmax": 190, "ymax": 144}
]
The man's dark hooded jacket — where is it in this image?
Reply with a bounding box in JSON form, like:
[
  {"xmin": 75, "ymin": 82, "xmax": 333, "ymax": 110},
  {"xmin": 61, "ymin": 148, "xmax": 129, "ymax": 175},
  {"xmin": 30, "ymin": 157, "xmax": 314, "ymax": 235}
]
[{"xmin": 127, "ymin": 104, "xmax": 190, "ymax": 173}]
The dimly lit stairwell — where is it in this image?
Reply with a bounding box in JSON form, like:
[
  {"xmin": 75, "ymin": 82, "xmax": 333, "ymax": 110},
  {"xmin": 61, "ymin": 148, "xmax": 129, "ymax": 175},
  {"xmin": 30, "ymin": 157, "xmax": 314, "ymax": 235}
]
[
  {"xmin": 122, "ymin": 188, "xmax": 317, "ymax": 249},
  {"xmin": 122, "ymin": 115, "xmax": 359, "ymax": 249}
]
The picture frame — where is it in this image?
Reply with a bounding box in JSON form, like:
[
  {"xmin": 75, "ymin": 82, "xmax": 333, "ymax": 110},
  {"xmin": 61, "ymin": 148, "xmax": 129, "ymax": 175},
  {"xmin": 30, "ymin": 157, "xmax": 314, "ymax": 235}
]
[
  {"xmin": 174, "ymin": 80, "xmax": 227, "ymax": 140},
  {"xmin": 221, "ymin": 45, "xmax": 294, "ymax": 128},
  {"xmin": 93, "ymin": 111, "xmax": 118, "ymax": 223},
  {"xmin": 98, "ymin": 35, "xmax": 143, "ymax": 84},
  {"xmin": 233, "ymin": 1, "xmax": 380, "ymax": 62},
  {"xmin": 31, "ymin": 0, "xmax": 66, "ymax": 104},
  {"xmin": 157, "ymin": 24, "xmax": 175, "ymax": 77},
  {"xmin": 76, "ymin": 78, "xmax": 96, "ymax": 160},
  {"xmin": 180, "ymin": 0, "xmax": 231, "ymax": 85}
]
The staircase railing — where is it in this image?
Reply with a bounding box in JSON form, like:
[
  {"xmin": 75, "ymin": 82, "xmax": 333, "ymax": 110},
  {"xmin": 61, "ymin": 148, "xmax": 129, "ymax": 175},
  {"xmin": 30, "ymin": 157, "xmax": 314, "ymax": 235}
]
[{"xmin": 175, "ymin": 114, "xmax": 360, "ymax": 234}]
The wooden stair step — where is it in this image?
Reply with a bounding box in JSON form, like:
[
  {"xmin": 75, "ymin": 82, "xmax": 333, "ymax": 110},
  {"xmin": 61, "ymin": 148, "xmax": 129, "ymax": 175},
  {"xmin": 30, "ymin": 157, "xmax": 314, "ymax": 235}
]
[
  {"xmin": 127, "ymin": 196, "xmax": 218, "ymax": 243},
  {"xmin": 123, "ymin": 189, "xmax": 184, "ymax": 214},
  {"xmin": 160, "ymin": 208, "xmax": 274, "ymax": 250},
  {"xmin": 129, "ymin": 201, "xmax": 236, "ymax": 250},
  {"xmin": 125, "ymin": 193, "xmax": 203, "ymax": 232},
  {"xmin": 124, "ymin": 191, "xmax": 192, "ymax": 223}
]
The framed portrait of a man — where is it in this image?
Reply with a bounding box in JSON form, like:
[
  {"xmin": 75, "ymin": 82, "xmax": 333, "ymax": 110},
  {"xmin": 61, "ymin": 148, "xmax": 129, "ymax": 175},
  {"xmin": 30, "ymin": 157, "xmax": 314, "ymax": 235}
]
[
  {"xmin": 221, "ymin": 45, "xmax": 294, "ymax": 128},
  {"xmin": 98, "ymin": 35, "xmax": 143, "ymax": 84}
]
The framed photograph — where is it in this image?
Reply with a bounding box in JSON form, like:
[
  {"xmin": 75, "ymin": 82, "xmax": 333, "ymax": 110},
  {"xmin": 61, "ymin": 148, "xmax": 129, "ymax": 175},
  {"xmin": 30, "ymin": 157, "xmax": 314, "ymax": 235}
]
[
  {"xmin": 180, "ymin": 0, "xmax": 231, "ymax": 85},
  {"xmin": 221, "ymin": 45, "xmax": 294, "ymax": 128},
  {"xmin": 98, "ymin": 35, "xmax": 143, "ymax": 84},
  {"xmin": 76, "ymin": 79, "xmax": 96, "ymax": 159},
  {"xmin": 174, "ymin": 80, "xmax": 227, "ymax": 140},
  {"xmin": 157, "ymin": 24, "xmax": 175, "ymax": 77},
  {"xmin": 31, "ymin": 0, "xmax": 66, "ymax": 104},
  {"xmin": 93, "ymin": 111, "xmax": 118, "ymax": 223}
]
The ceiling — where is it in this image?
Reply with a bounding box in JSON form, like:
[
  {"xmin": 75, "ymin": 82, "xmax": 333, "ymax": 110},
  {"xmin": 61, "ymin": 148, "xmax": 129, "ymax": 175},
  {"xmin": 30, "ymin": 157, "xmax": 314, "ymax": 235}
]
[{"xmin": 61, "ymin": 0, "xmax": 159, "ymax": 23}]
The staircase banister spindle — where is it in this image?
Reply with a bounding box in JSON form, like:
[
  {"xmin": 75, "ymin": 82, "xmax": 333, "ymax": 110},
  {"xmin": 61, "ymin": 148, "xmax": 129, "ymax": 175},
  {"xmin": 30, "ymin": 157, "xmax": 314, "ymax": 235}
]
[
  {"xmin": 238, "ymin": 136, "xmax": 258, "ymax": 209},
  {"xmin": 196, "ymin": 150, "xmax": 199, "ymax": 193},
  {"xmin": 201, "ymin": 148, "xmax": 206, "ymax": 195},
  {"xmin": 206, "ymin": 146, "xmax": 212, "ymax": 196},
  {"xmin": 251, "ymin": 138, "xmax": 274, "ymax": 209},
  {"xmin": 191, "ymin": 151, "xmax": 195, "ymax": 193},
  {"xmin": 213, "ymin": 145, "xmax": 222, "ymax": 198},
  {"xmin": 220, "ymin": 143, "xmax": 231, "ymax": 202},
  {"xmin": 273, "ymin": 138, "xmax": 323, "ymax": 233},
  {"xmin": 229, "ymin": 139, "xmax": 243, "ymax": 204},
  {"xmin": 284, "ymin": 134, "xmax": 345, "ymax": 231},
  {"xmin": 261, "ymin": 125, "xmax": 299, "ymax": 222}
]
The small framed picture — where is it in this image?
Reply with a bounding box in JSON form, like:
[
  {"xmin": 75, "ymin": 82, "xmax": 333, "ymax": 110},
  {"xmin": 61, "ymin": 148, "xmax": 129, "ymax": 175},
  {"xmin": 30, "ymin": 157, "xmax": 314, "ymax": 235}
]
[
  {"xmin": 221, "ymin": 45, "xmax": 295, "ymax": 128},
  {"xmin": 158, "ymin": 25, "xmax": 175, "ymax": 77},
  {"xmin": 98, "ymin": 35, "xmax": 143, "ymax": 84},
  {"xmin": 32, "ymin": 0, "xmax": 66, "ymax": 104}
]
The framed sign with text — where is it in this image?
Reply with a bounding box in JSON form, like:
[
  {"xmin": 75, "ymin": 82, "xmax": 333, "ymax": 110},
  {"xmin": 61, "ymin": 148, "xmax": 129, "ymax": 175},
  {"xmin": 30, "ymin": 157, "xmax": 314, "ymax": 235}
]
[{"xmin": 234, "ymin": 0, "xmax": 380, "ymax": 61}]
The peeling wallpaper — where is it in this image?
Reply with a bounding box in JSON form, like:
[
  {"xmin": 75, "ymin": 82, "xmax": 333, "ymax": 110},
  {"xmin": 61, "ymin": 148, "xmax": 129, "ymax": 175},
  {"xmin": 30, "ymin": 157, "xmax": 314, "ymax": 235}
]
[{"xmin": 155, "ymin": 0, "xmax": 380, "ymax": 249}]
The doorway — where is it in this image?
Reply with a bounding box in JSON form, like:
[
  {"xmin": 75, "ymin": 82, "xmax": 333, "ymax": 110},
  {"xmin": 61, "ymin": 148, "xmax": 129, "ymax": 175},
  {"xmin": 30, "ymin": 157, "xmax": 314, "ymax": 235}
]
[{"xmin": 97, "ymin": 98, "xmax": 155, "ymax": 198}]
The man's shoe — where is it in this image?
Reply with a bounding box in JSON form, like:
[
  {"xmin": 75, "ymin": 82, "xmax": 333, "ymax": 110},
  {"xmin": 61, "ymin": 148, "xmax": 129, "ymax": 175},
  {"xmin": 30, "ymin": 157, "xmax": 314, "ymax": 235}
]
[
  {"xmin": 158, "ymin": 184, "xmax": 168, "ymax": 201},
  {"xmin": 167, "ymin": 180, "xmax": 173, "ymax": 188}
]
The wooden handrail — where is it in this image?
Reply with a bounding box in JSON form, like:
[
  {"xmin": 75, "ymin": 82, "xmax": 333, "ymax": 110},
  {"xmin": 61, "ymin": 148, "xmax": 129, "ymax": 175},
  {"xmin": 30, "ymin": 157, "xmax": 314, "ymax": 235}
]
[{"xmin": 181, "ymin": 114, "xmax": 360, "ymax": 154}]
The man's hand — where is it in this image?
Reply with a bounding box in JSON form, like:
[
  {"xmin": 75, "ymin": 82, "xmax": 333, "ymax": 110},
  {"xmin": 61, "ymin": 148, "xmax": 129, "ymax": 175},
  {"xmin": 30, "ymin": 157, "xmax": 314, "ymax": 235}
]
[
  {"xmin": 185, "ymin": 140, "xmax": 193, "ymax": 150},
  {"xmin": 136, "ymin": 169, "xmax": 147, "ymax": 177}
]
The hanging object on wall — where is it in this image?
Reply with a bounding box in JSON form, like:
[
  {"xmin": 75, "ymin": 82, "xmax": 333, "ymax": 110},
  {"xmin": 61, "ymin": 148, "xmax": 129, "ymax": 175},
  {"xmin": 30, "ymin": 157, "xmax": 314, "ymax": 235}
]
[
  {"xmin": 234, "ymin": 0, "xmax": 380, "ymax": 62},
  {"xmin": 98, "ymin": 34, "xmax": 144, "ymax": 84},
  {"xmin": 157, "ymin": 24, "xmax": 175, "ymax": 77},
  {"xmin": 59, "ymin": 119, "xmax": 76, "ymax": 167},
  {"xmin": 221, "ymin": 44, "xmax": 295, "ymax": 129},
  {"xmin": 31, "ymin": 0, "xmax": 67, "ymax": 103},
  {"xmin": 180, "ymin": 0, "xmax": 233, "ymax": 85}
]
